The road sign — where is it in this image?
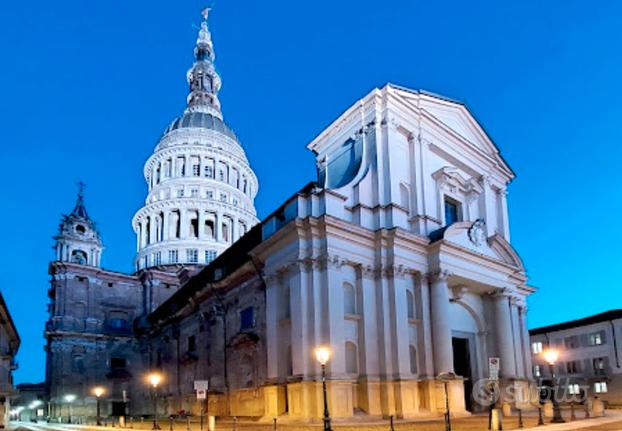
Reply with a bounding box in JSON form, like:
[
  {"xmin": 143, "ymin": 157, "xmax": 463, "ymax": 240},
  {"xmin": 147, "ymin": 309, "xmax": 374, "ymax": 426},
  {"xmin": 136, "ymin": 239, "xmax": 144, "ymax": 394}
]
[{"xmin": 489, "ymin": 357, "xmax": 500, "ymax": 380}]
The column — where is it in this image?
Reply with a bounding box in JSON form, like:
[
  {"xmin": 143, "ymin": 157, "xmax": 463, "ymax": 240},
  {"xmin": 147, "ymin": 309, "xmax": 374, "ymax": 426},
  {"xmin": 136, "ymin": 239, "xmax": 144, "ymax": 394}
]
[
  {"xmin": 265, "ymin": 273, "xmax": 281, "ymax": 380},
  {"xmin": 171, "ymin": 156, "xmax": 177, "ymax": 178},
  {"xmin": 232, "ymin": 216, "xmax": 240, "ymax": 242},
  {"xmin": 148, "ymin": 214, "xmax": 157, "ymax": 245},
  {"xmin": 416, "ymin": 274, "xmax": 435, "ymax": 378},
  {"xmin": 140, "ymin": 220, "xmax": 147, "ymax": 249},
  {"xmin": 290, "ymin": 262, "xmax": 311, "ymax": 376},
  {"xmin": 519, "ymin": 305, "xmax": 533, "ymax": 379},
  {"xmin": 358, "ymin": 265, "xmax": 379, "ymax": 378},
  {"xmin": 163, "ymin": 211, "xmax": 170, "ymax": 241},
  {"xmin": 510, "ymin": 297, "xmax": 525, "ymax": 378},
  {"xmin": 429, "ymin": 270, "xmax": 454, "ymax": 375},
  {"xmin": 179, "ymin": 208, "xmax": 188, "ymax": 240},
  {"xmin": 215, "ymin": 211, "xmax": 223, "ymax": 242},
  {"xmin": 492, "ymin": 289, "xmax": 517, "ymax": 379},
  {"xmin": 198, "ymin": 211, "xmax": 206, "ymax": 240},
  {"xmin": 480, "ymin": 176, "xmax": 497, "ymax": 236},
  {"xmin": 499, "ymin": 189, "xmax": 511, "ymax": 241}
]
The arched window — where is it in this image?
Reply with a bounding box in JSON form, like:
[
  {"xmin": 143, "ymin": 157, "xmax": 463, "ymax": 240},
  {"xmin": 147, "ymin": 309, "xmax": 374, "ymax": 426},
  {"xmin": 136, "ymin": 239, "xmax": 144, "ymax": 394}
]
[
  {"xmin": 343, "ymin": 282, "xmax": 356, "ymax": 315},
  {"xmin": 409, "ymin": 345, "xmax": 418, "ymax": 374},
  {"xmin": 71, "ymin": 250, "xmax": 88, "ymax": 265},
  {"xmin": 406, "ymin": 290, "xmax": 415, "ymax": 320},
  {"xmin": 345, "ymin": 341, "xmax": 358, "ymax": 374}
]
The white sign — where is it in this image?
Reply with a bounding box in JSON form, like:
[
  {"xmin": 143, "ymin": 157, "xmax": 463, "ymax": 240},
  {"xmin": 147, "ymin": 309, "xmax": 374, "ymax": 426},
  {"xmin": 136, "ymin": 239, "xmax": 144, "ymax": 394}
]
[
  {"xmin": 488, "ymin": 357, "xmax": 500, "ymax": 380},
  {"xmin": 194, "ymin": 380, "xmax": 209, "ymax": 391},
  {"xmin": 194, "ymin": 380, "xmax": 209, "ymax": 399}
]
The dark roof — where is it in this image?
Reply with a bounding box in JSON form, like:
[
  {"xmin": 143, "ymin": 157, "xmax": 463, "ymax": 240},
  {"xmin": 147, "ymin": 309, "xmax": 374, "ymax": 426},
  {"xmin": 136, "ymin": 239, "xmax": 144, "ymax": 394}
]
[
  {"xmin": 530, "ymin": 309, "xmax": 622, "ymax": 336},
  {"xmin": 163, "ymin": 111, "xmax": 237, "ymax": 141},
  {"xmin": 147, "ymin": 223, "xmax": 263, "ymax": 324}
]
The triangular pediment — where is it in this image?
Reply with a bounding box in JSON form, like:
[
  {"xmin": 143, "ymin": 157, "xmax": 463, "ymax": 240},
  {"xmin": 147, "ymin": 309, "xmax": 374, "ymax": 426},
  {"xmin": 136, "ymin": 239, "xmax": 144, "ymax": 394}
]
[{"xmin": 389, "ymin": 85, "xmax": 513, "ymax": 177}]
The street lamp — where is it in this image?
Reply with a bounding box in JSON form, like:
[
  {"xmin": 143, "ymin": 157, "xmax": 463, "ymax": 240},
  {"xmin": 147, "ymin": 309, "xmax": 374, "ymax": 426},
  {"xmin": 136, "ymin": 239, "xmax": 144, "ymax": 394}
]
[
  {"xmin": 147, "ymin": 372, "xmax": 163, "ymax": 430},
  {"xmin": 92, "ymin": 386, "xmax": 106, "ymax": 426},
  {"xmin": 64, "ymin": 394, "xmax": 76, "ymax": 424},
  {"xmin": 438, "ymin": 372, "xmax": 457, "ymax": 431},
  {"xmin": 542, "ymin": 349, "xmax": 565, "ymax": 423},
  {"xmin": 315, "ymin": 346, "xmax": 332, "ymax": 431}
]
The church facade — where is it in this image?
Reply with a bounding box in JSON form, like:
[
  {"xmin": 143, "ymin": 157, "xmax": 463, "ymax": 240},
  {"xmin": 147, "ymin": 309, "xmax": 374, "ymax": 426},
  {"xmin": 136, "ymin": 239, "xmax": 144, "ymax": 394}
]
[{"xmin": 45, "ymin": 10, "xmax": 534, "ymax": 422}]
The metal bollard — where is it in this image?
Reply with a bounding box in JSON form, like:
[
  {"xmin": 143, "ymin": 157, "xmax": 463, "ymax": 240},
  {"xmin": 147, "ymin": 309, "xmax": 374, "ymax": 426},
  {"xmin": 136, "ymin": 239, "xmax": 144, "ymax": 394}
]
[
  {"xmin": 272, "ymin": 417, "xmax": 277, "ymax": 431},
  {"xmin": 585, "ymin": 402, "xmax": 591, "ymax": 419},
  {"xmin": 389, "ymin": 415, "xmax": 395, "ymax": 431},
  {"xmin": 169, "ymin": 417, "xmax": 174, "ymax": 431},
  {"xmin": 517, "ymin": 409, "xmax": 523, "ymax": 429},
  {"xmin": 186, "ymin": 416, "xmax": 191, "ymax": 431},
  {"xmin": 537, "ymin": 407, "xmax": 544, "ymax": 426},
  {"xmin": 233, "ymin": 416, "xmax": 238, "ymax": 431},
  {"xmin": 570, "ymin": 402, "xmax": 576, "ymax": 421}
]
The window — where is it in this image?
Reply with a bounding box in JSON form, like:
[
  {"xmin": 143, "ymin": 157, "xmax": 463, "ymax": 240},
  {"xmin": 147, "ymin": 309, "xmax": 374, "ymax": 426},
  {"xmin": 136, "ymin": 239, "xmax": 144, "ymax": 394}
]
[
  {"xmin": 406, "ymin": 290, "xmax": 415, "ymax": 320},
  {"xmin": 588, "ymin": 332, "xmax": 604, "ymax": 346},
  {"xmin": 343, "ymin": 282, "xmax": 356, "ymax": 315},
  {"xmin": 168, "ymin": 249, "xmax": 178, "ymax": 264},
  {"xmin": 220, "ymin": 193, "xmax": 227, "ymax": 202},
  {"xmin": 593, "ymin": 357, "xmax": 607, "ymax": 375},
  {"xmin": 233, "ymin": 198, "xmax": 239, "ymax": 207},
  {"xmin": 110, "ymin": 357, "xmax": 126, "ymax": 369},
  {"xmin": 192, "ymin": 164, "xmax": 200, "ymax": 176},
  {"xmin": 191, "ymin": 187, "xmax": 199, "ymax": 198},
  {"xmin": 345, "ymin": 342, "xmax": 358, "ymax": 374},
  {"xmin": 75, "ymin": 224, "xmax": 86, "ymax": 234},
  {"xmin": 187, "ymin": 335, "xmax": 196, "ymax": 353},
  {"xmin": 205, "ymin": 165, "xmax": 213, "ymax": 178},
  {"xmin": 154, "ymin": 252, "xmax": 161, "ymax": 265},
  {"xmin": 566, "ymin": 360, "xmax": 581, "ymax": 374},
  {"xmin": 240, "ymin": 307, "xmax": 254, "ymax": 331},
  {"xmin": 568, "ymin": 384, "xmax": 580, "ymax": 395},
  {"xmin": 594, "ymin": 381, "xmax": 608, "ymax": 393},
  {"xmin": 409, "ymin": 345, "xmax": 418, "ymax": 374},
  {"xmin": 205, "ymin": 250, "xmax": 217, "ymax": 264},
  {"xmin": 206, "ymin": 190, "xmax": 214, "ymax": 199},
  {"xmin": 177, "ymin": 188, "xmax": 184, "ymax": 198},
  {"xmin": 564, "ymin": 336, "xmax": 579, "ymax": 349},
  {"xmin": 533, "ymin": 365, "xmax": 541, "ymax": 377},
  {"xmin": 187, "ymin": 249, "xmax": 199, "ymax": 263},
  {"xmin": 444, "ymin": 197, "xmax": 461, "ymax": 225},
  {"xmin": 532, "ymin": 342, "xmax": 543, "ymax": 354}
]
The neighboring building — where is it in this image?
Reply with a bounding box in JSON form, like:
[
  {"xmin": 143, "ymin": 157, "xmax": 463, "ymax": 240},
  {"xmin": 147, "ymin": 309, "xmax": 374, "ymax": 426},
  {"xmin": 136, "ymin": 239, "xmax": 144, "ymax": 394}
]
[
  {"xmin": 44, "ymin": 9, "xmax": 258, "ymax": 422},
  {"xmin": 530, "ymin": 310, "xmax": 622, "ymax": 406},
  {"xmin": 45, "ymin": 8, "xmax": 535, "ymax": 423},
  {"xmin": 14, "ymin": 383, "xmax": 46, "ymax": 421},
  {"xmin": 0, "ymin": 291, "xmax": 20, "ymax": 427}
]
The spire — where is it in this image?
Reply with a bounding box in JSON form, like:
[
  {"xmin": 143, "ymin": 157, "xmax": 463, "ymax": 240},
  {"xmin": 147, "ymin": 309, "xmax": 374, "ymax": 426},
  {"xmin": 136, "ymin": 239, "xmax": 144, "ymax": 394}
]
[
  {"xmin": 71, "ymin": 181, "xmax": 90, "ymax": 219},
  {"xmin": 186, "ymin": 8, "xmax": 223, "ymax": 118}
]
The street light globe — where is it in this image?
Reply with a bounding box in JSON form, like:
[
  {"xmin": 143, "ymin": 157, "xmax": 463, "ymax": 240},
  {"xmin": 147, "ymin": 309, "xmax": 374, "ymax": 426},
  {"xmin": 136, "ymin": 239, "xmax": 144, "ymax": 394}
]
[
  {"xmin": 147, "ymin": 372, "xmax": 163, "ymax": 388},
  {"xmin": 93, "ymin": 386, "xmax": 105, "ymax": 398},
  {"xmin": 315, "ymin": 346, "xmax": 331, "ymax": 366},
  {"xmin": 543, "ymin": 349, "xmax": 559, "ymax": 365},
  {"xmin": 64, "ymin": 394, "xmax": 76, "ymax": 403},
  {"xmin": 32, "ymin": 400, "xmax": 42, "ymax": 407}
]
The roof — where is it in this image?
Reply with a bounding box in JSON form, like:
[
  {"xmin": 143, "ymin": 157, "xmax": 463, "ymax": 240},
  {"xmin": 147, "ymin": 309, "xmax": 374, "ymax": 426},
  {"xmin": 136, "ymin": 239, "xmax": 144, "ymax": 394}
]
[
  {"xmin": 529, "ymin": 309, "xmax": 622, "ymax": 336},
  {"xmin": 162, "ymin": 111, "xmax": 237, "ymax": 141}
]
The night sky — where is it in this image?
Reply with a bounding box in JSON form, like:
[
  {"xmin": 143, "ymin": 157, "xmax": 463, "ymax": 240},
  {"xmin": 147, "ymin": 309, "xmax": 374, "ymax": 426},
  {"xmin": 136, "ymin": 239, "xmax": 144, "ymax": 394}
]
[{"xmin": 2, "ymin": 0, "xmax": 621, "ymax": 383}]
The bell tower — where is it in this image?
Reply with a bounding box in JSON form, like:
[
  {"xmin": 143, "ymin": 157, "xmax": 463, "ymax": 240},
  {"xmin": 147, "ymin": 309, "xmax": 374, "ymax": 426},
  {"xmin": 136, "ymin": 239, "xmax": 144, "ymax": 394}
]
[{"xmin": 54, "ymin": 183, "xmax": 103, "ymax": 267}]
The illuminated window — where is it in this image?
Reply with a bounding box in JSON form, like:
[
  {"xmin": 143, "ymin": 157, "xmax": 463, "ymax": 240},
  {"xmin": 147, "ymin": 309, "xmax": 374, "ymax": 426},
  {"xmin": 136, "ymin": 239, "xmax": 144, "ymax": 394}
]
[
  {"xmin": 568, "ymin": 384, "xmax": 580, "ymax": 395},
  {"xmin": 532, "ymin": 342, "xmax": 543, "ymax": 354},
  {"xmin": 588, "ymin": 332, "xmax": 603, "ymax": 346},
  {"xmin": 594, "ymin": 382, "xmax": 608, "ymax": 393}
]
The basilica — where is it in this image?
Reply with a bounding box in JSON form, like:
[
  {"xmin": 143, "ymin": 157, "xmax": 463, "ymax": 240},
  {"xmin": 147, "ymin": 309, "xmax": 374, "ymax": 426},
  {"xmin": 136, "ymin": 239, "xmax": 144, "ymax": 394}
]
[{"xmin": 45, "ymin": 9, "xmax": 534, "ymax": 422}]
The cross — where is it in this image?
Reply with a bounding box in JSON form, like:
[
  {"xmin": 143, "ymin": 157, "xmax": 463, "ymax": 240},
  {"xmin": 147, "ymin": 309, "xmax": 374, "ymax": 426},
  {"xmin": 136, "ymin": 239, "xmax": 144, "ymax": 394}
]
[
  {"xmin": 202, "ymin": 7, "xmax": 211, "ymax": 22},
  {"xmin": 77, "ymin": 181, "xmax": 86, "ymax": 198}
]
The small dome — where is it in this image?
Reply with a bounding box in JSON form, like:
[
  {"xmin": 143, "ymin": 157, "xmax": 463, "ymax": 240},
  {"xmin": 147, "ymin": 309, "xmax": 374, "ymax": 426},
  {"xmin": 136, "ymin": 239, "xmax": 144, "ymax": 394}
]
[{"xmin": 163, "ymin": 111, "xmax": 237, "ymax": 141}]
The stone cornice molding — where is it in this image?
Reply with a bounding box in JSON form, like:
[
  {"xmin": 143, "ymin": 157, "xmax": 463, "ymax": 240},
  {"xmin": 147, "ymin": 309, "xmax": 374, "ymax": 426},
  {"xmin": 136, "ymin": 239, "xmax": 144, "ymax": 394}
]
[{"xmin": 490, "ymin": 287, "xmax": 512, "ymax": 299}]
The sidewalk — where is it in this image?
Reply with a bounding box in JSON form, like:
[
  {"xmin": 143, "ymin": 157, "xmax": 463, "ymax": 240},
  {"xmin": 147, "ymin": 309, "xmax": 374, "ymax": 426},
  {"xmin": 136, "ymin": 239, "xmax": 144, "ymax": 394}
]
[{"xmin": 10, "ymin": 412, "xmax": 622, "ymax": 431}]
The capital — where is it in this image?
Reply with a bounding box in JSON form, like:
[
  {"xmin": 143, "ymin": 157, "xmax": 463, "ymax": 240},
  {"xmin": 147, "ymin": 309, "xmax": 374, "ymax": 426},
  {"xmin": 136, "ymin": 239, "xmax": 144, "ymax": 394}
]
[{"xmin": 428, "ymin": 269, "xmax": 451, "ymax": 284}]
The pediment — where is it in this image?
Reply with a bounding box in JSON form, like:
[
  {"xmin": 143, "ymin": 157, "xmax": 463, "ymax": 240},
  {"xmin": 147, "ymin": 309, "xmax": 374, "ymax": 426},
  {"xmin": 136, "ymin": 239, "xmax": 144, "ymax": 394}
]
[
  {"xmin": 433, "ymin": 221, "xmax": 524, "ymax": 270},
  {"xmin": 389, "ymin": 86, "xmax": 513, "ymax": 177}
]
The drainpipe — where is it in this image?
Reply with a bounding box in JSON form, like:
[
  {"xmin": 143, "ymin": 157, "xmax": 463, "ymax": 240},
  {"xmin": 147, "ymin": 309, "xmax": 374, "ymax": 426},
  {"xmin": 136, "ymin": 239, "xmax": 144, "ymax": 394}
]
[{"xmin": 609, "ymin": 321, "xmax": 620, "ymax": 368}]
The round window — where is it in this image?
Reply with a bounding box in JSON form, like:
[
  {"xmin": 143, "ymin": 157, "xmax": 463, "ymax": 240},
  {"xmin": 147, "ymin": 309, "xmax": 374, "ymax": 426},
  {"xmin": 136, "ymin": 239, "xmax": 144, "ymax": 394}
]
[{"xmin": 76, "ymin": 224, "xmax": 86, "ymax": 234}]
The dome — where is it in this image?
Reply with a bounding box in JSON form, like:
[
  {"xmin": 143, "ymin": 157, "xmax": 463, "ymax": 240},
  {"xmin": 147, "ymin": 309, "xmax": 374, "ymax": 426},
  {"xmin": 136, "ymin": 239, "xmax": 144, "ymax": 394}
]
[{"xmin": 163, "ymin": 111, "xmax": 237, "ymax": 141}]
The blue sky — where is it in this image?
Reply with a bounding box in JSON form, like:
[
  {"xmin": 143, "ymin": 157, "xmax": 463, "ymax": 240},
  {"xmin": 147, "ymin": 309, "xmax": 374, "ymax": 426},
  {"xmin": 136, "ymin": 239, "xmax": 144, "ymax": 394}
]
[{"xmin": 1, "ymin": 1, "xmax": 621, "ymax": 383}]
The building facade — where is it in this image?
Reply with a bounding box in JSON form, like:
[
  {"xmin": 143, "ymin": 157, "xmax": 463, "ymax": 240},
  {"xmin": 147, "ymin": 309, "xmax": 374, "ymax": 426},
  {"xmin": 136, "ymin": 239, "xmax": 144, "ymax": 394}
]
[
  {"xmin": 45, "ymin": 9, "xmax": 535, "ymax": 423},
  {"xmin": 0, "ymin": 291, "xmax": 20, "ymax": 427},
  {"xmin": 530, "ymin": 310, "xmax": 622, "ymax": 406}
]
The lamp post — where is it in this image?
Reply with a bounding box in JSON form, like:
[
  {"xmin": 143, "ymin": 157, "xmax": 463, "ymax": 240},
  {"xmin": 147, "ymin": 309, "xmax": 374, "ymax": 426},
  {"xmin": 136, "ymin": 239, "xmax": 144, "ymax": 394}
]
[
  {"xmin": 543, "ymin": 349, "xmax": 565, "ymax": 423},
  {"xmin": 438, "ymin": 372, "xmax": 457, "ymax": 431},
  {"xmin": 147, "ymin": 372, "xmax": 163, "ymax": 430},
  {"xmin": 315, "ymin": 347, "xmax": 332, "ymax": 431},
  {"xmin": 64, "ymin": 394, "xmax": 76, "ymax": 424},
  {"xmin": 93, "ymin": 387, "xmax": 105, "ymax": 426}
]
